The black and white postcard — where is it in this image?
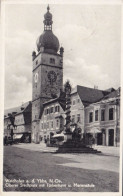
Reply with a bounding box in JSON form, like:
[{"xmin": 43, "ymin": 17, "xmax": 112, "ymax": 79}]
[{"xmin": 1, "ymin": 0, "xmax": 122, "ymax": 195}]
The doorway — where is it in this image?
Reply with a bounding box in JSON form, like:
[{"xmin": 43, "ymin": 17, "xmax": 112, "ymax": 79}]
[
  {"xmin": 109, "ymin": 129, "xmax": 114, "ymax": 146},
  {"xmin": 97, "ymin": 133, "xmax": 102, "ymax": 145}
]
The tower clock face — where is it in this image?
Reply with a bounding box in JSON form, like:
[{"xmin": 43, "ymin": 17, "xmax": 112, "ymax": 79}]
[{"xmin": 47, "ymin": 71, "xmax": 57, "ymax": 84}]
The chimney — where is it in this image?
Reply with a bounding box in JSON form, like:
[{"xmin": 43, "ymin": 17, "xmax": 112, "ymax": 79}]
[{"xmin": 94, "ymin": 85, "xmax": 98, "ymax": 89}]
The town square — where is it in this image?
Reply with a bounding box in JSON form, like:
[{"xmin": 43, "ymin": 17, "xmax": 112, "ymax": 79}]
[
  {"xmin": 3, "ymin": 143, "xmax": 119, "ymax": 192},
  {"xmin": 2, "ymin": 2, "xmax": 121, "ymax": 194}
]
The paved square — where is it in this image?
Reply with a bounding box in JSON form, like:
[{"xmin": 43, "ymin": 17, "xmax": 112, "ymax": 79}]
[{"xmin": 3, "ymin": 144, "xmax": 119, "ymax": 192}]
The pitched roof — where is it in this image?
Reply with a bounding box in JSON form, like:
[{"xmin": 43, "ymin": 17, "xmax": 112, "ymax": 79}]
[
  {"xmin": 102, "ymin": 87, "xmax": 120, "ymax": 100},
  {"xmin": 105, "ymin": 87, "xmax": 115, "ymax": 93},
  {"xmin": 43, "ymin": 91, "xmax": 66, "ymax": 111},
  {"xmin": 71, "ymin": 85, "xmax": 110, "ymax": 106},
  {"xmin": 4, "ymin": 101, "xmax": 31, "ymax": 118}
]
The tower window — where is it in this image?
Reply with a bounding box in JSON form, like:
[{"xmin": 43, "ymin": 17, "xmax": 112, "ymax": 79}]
[
  {"xmin": 36, "ymin": 60, "xmax": 38, "ymax": 65},
  {"xmin": 50, "ymin": 58, "xmax": 55, "ymax": 64}
]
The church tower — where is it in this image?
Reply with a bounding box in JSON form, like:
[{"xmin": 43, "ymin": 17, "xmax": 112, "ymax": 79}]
[{"xmin": 32, "ymin": 5, "xmax": 64, "ymax": 143}]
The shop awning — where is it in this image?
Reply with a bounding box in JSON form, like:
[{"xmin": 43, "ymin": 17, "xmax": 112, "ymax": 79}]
[
  {"xmin": 14, "ymin": 134, "xmax": 23, "ymax": 139},
  {"xmin": 89, "ymin": 128, "xmax": 101, "ymax": 133},
  {"xmin": 52, "ymin": 133, "xmax": 64, "ymax": 138},
  {"xmin": 55, "ymin": 115, "xmax": 63, "ymax": 119}
]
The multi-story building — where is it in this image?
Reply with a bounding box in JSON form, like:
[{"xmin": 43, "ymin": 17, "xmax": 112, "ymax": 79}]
[
  {"xmin": 4, "ymin": 101, "xmax": 32, "ymax": 142},
  {"xmin": 84, "ymin": 88, "xmax": 120, "ymax": 146},
  {"xmin": 37, "ymin": 92, "xmax": 66, "ymax": 142},
  {"xmin": 70, "ymin": 85, "xmax": 110, "ymax": 137}
]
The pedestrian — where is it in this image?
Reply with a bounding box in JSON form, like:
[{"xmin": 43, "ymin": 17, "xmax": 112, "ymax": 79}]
[
  {"xmin": 44, "ymin": 138, "xmax": 47, "ymax": 143},
  {"xmin": 4, "ymin": 135, "xmax": 7, "ymax": 146},
  {"xmin": 92, "ymin": 137, "xmax": 95, "ymax": 145}
]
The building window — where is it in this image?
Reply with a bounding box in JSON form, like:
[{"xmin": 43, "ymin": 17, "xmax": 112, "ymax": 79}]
[
  {"xmin": 77, "ymin": 99, "xmax": 80, "ymax": 103},
  {"xmin": 55, "ymin": 106, "xmax": 57, "ymax": 112},
  {"xmin": 101, "ymin": 109, "xmax": 105, "ymax": 121},
  {"xmin": 109, "ymin": 108, "xmax": 114, "ymax": 120},
  {"xmin": 51, "ymin": 107, "xmax": 54, "ymax": 113},
  {"xmin": 46, "ymin": 109, "xmax": 49, "ymax": 114},
  {"xmin": 89, "ymin": 112, "xmax": 93, "ymax": 123},
  {"xmin": 44, "ymin": 123, "xmax": 46, "ymax": 129},
  {"xmin": 55, "ymin": 105, "xmax": 60, "ymax": 112},
  {"xmin": 56, "ymin": 119, "xmax": 59, "ymax": 128},
  {"xmin": 51, "ymin": 121, "xmax": 53, "ymax": 129},
  {"xmin": 95, "ymin": 110, "xmax": 98, "ymax": 121},
  {"xmin": 73, "ymin": 100, "xmax": 75, "ymax": 105},
  {"xmin": 50, "ymin": 58, "xmax": 55, "ymax": 64},
  {"xmin": 77, "ymin": 114, "xmax": 80, "ymax": 123},
  {"xmin": 72, "ymin": 115, "xmax": 75, "ymax": 123},
  {"xmin": 47, "ymin": 122, "xmax": 49, "ymax": 129},
  {"xmin": 41, "ymin": 123, "xmax": 43, "ymax": 129}
]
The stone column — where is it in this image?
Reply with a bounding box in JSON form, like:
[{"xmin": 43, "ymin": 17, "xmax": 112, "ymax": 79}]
[
  {"xmin": 102, "ymin": 130, "xmax": 106, "ymax": 146},
  {"xmin": 106, "ymin": 129, "xmax": 109, "ymax": 146},
  {"xmin": 114, "ymin": 127, "xmax": 116, "ymax": 147}
]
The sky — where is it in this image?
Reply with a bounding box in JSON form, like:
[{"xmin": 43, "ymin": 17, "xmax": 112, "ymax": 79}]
[{"xmin": 4, "ymin": 3, "xmax": 121, "ymax": 109}]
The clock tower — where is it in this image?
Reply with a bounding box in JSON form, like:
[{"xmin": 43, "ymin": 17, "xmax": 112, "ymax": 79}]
[{"xmin": 32, "ymin": 5, "xmax": 64, "ymax": 143}]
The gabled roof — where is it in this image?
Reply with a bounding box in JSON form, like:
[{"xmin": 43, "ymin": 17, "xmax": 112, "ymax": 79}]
[
  {"xmin": 43, "ymin": 92, "xmax": 66, "ymax": 111},
  {"xmin": 105, "ymin": 87, "xmax": 115, "ymax": 93},
  {"xmin": 102, "ymin": 87, "xmax": 120, "ymax": 100},
  {"xmin": 4, "ymin": 101, "xmax": 31, "ymax": 118},
  {"xmin": 71, "ymin": 85, "xmax": 110, "ymax": 106}
]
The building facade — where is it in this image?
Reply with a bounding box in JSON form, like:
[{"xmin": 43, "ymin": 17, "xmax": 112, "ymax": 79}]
[
  {"xmin": 4, "ymin": 101, "xmax": 32, "ymax": 142},
  {"xmin": 85, "ymin": 88, "xmax": 120, "ymax": 147},
  {"xmin": 38, "ymin": 97, "xmax": 66, "ymax": 142}
]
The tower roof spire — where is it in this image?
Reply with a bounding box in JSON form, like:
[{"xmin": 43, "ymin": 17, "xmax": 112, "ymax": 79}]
[
  {"xmin": 47, "ymin": 4, "xmax": 50, "ymax": 12},
  {"xmin": 36, "ymin": 5, "xmax": 59, "ymax": 53}
]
